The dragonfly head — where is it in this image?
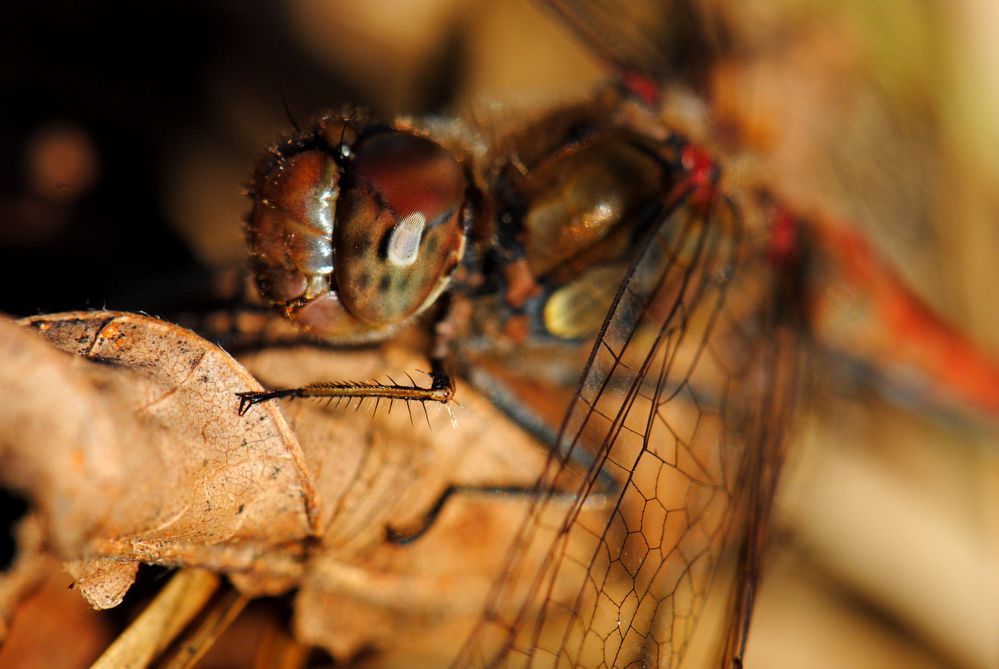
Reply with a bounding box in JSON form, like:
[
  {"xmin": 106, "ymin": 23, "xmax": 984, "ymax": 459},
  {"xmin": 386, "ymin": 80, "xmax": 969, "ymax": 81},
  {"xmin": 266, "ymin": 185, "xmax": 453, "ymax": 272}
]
[{"xmin": 246, "ymin": 111, "xmax": 469, "ymax": 341}]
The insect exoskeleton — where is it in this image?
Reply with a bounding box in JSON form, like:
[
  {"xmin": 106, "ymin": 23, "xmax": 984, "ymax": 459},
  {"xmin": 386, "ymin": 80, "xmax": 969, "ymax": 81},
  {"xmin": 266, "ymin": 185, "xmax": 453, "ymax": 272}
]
[{"xmin": 246, "ymin": 111, "xmax": 471, "ymax": 343}]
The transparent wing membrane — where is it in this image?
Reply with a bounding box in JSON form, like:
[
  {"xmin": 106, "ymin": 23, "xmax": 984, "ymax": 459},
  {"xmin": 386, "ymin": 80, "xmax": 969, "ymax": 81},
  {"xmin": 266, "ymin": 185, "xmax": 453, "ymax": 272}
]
[
  {"xmin": 456, "ymin": 190, "xmax": 793, "ymax": 667},
  {"xmin": 540, "ymin": 0, "xmax": 717, "ymax": 99}
]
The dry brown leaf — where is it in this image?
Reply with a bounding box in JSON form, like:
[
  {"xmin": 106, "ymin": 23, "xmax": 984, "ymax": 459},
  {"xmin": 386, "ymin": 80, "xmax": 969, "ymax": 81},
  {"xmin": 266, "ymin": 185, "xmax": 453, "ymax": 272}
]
[
  {"xmin": 0, "ymin": 309, "xmax": 588, "ymax": 664},
  {"xmin": 0, "ymin": 311, "xmax": 317, "ymax": 610},
  {"xmin": 236, "ymin": 344, "xmax": 587, "ymax": 664}
]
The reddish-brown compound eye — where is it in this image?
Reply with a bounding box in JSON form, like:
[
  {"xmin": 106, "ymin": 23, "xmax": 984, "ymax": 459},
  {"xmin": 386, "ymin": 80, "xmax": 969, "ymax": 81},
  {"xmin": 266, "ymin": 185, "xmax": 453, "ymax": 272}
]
[
  {"xmin": 335, "ymin": 131, "xmax": 467, "ymax": 326},
  {"xmin": 247, "ymin": 150, "xmax": 339, "ymax": 304}
]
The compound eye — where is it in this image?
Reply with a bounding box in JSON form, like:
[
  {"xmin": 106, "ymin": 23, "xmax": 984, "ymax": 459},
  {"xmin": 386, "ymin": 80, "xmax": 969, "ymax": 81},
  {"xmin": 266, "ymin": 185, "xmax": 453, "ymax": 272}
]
[
  {"xmin": 247, "ymin": 150, "xmax": 339, "ymax": 304},
  {"xmin": 335, "ymin": 131, "xmax": 466, "ymax": 326}
]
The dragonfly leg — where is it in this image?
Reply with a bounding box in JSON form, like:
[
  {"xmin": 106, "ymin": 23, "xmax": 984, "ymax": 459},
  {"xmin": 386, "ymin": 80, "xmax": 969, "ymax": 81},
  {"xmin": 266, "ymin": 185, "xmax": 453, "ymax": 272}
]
[
  {"xmin": 385, "ymin": 482, "xmax": 590, "ymax": 545},
  {"xmin": 236, "ymin": 298, "xmax": 462, "ymax": 417},
  {"xmin": 235, "ymin": 358, "xmax": 454, "ymax": 416}
]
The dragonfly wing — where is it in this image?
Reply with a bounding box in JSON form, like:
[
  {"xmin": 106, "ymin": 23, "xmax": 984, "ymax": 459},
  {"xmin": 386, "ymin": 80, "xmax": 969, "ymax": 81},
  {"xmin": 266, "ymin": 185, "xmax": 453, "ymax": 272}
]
[
  {"xmin": 716, "ymin": 317, "xmax": 802, "ymax": 667},
  {"xmin": 454, "ymin": 189, "xmax": 798, "ymax": 668},
  {"xmin": 539, "ymin": 0, "xmax": 720, "ymax": 100}
]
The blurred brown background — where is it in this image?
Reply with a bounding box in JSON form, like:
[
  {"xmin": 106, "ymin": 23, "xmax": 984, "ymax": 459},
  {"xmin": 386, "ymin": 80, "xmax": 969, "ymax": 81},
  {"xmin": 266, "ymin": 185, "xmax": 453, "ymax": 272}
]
[
  {"xmin": 0, "ymin": 1, "xmax": 997, "ymax": 668},
  {"xmin": 0, "ymin": 0, "xmax": 603, "ymax": 318}
]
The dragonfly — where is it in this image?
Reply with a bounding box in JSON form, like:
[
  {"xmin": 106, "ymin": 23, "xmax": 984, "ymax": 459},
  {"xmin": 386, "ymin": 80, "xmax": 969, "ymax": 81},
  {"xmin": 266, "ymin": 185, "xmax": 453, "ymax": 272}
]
[{"xmin": 233, "ymin": 1, "xmax": 999, "ymax": 667}]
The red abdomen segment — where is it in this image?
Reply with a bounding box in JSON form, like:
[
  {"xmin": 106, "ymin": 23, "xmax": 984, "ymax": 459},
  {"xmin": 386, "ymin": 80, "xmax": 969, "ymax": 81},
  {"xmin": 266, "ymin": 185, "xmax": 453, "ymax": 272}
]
[{"xmin": 809, "ymin": 219, "xmax": 999, "ymax": 418}]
